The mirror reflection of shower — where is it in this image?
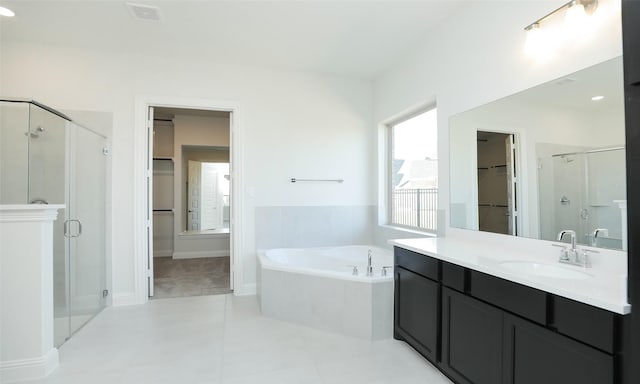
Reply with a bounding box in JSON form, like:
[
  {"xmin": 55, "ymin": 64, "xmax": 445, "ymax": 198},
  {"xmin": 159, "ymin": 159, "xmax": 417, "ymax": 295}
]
[{"xmin": 538, "ymin": 146, "xmax": 626, "ymax": 250}]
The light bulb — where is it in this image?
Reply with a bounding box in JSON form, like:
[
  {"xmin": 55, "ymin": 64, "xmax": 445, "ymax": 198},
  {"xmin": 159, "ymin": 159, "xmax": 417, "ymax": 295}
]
[
  {"xmin": 524, "ymin": 24, "xmax": 545, "ymax": 57},
  {"xmin": 565, "ymin": 1, "xmax": 588, "ymax": 33},
  {"xmin": 0, "ymin": 6, "xmax": 15, "ymax": 17}
]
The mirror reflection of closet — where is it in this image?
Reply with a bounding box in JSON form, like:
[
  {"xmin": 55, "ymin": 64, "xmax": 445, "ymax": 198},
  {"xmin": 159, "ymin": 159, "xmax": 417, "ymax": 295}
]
[{"xmin": 477, "ymin": 131, "xmax": 518, "ymax": 235}]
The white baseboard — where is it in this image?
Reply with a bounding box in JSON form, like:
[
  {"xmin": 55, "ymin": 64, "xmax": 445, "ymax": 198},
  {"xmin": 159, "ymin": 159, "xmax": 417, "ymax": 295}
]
[
  {"xmin": 233, "ymin": 283, "xmax": 257, "ymax": 296},
  {"xmin": 172, "ymin": 250, "xmax": 230, "ymax": 259},
  {"xmin": 153, "ymin": 250, "xmax": 173, "ymax": 257},
  {"xmin": 112, "ymin": 292, "xmax": 142, "ymax": 306},
  {"xmin": 0, "ymin": 348, "xmax": 59, "ymax": 383}
]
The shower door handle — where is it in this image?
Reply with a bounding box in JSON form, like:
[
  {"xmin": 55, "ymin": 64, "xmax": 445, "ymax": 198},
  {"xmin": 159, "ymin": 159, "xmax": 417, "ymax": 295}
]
[
  {"xmin": 74, "ymin": 220, "xmax": 83, "ymax": 237},
  {"xmin": 64, "ymin": 220, "xmax": 71, "ymax": 238},
  {"xmin": 64, "ymin": 219, "xmax": 83, "ymax": 238}
]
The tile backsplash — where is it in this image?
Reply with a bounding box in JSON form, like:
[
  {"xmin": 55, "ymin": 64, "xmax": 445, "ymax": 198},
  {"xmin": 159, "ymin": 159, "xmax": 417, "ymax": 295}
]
[{"xmin": 255, "ymin": 205, "xmax": 375, "ymax": 249}]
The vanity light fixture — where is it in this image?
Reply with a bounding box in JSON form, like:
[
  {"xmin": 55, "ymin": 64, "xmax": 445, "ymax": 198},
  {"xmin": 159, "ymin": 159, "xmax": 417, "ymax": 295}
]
[
  {"xmin": 0, "ymin": 6, "xmax": 15, "ymax": 17},
  {"xmin": 591, "ymin": 95, "xmax": 605, "ymax": 101},
  {"xmin": 524, "ymin": 0, "xmax": 599, "ymax": 57},
  {"xmin": 524, "ymin": 0, "xmax": 598, "ymax": 31}
]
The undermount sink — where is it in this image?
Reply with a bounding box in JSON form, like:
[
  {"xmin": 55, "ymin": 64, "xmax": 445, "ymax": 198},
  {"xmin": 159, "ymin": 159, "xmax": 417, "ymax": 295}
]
[{"xmin": 498, "ymin": 260, "xmax": 593, "ymax": 280}]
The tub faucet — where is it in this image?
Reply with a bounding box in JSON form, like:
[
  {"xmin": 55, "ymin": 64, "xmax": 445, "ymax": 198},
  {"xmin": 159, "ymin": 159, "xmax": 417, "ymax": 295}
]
[{"xmin": 366, "ymin": 249, "xmax": 374, "ymax": 277}]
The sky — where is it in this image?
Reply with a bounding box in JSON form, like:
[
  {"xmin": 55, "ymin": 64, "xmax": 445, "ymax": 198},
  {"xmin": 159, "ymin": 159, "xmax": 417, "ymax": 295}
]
[{"xmin": 393, "ymin": 108, "xmax": 438, "ymax": 161}]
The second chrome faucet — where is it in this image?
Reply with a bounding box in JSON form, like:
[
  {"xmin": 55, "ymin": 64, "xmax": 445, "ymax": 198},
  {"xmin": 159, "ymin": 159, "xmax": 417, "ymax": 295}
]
[{"xmin": 556, "ymin": 229, "xmax": 595, "ymax": 268}]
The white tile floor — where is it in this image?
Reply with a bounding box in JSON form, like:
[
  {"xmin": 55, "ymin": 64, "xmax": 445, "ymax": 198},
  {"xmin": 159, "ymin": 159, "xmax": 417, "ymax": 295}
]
[{"xmin": 24, "ymin": 294, "xmax": 453, "ymax": 384}]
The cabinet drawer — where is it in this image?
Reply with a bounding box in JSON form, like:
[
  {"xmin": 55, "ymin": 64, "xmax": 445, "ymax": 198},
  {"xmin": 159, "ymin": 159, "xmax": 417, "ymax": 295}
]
[
  {"xmin": 552, "ymin": 296, "xmax": 618, "ymax": 353},
  {"xmin": 470, "ymin": 271, "xmax": 547, "ymax": 325},
  {"xmin": 394, "ymin": 247, "xmax": 439, "ymax": 281},
  {"xmin": 442, "ymin": 262, "xmax": 466, "ymax": 292}
]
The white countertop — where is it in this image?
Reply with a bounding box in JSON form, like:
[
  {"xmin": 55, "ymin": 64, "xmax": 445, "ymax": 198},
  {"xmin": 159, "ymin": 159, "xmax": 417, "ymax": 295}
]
[{"xmin": 389, "ymin": 237, "xmax": 630, "ymax": 315}]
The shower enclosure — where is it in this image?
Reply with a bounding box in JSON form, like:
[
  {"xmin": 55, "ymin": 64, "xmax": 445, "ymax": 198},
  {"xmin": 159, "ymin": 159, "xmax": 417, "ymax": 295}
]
[
  {"xmin": 0, "ymin": 99, "xmax": 107, "ymax": 346},
  {"xmin": 538, "ymin": 147, "xmax": 626, "ymax": 250}
]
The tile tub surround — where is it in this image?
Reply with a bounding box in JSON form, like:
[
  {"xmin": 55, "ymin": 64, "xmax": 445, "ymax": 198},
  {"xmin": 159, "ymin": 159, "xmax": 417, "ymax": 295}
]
[
  {"xmin": 258, "ymin": 246, "xmax": 394, "ymax": 340},
  {"xmin": 20, "ymin": 294, "xmax": 454, "ymax": 384},
  {"xmin": 389, "ymin": 236, "xmax": 629, "ymax": 314},
  {"xmin": 255, "ymin": 205, "xmax": 375, "ymax": 250}
]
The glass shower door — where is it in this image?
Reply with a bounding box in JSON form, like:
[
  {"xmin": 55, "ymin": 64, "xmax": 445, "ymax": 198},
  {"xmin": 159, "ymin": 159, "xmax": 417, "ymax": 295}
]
[
  {"xmin": 0, "ymin": 101, "xmax": 30, "ymax": 203},
  {"xmin": 1, "ymin": 99, "xmax": 108, "ymax": 346},
  {"xmin": 68, "ymin": 122, "xmax": 107, "ymax": 334}
]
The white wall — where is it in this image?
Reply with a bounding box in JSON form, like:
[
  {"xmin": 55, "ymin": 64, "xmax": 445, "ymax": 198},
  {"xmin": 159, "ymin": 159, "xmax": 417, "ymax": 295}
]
[
  {"xmin": 0, "ymin": 42, "xmax": 373, "ymax": 299},
  {"xmin": 373, "ymin": 0, "xmax": 622, "ymax": 245}
]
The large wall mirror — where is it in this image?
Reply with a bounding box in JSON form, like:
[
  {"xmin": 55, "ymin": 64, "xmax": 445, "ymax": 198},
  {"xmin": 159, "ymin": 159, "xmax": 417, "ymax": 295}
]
[
  {"xmin": 183, "ymin": 146, "xmax": 230, "ymax": 232},
  {"xmin": 450, "ymin": 56, "xmax": 626, "ymax": 250}
]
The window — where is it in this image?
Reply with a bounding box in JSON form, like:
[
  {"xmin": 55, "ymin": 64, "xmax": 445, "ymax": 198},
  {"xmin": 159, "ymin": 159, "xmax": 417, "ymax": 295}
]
[{"xmin": 389, "ymin": 107, "xmax": 438, "ymax": 232}]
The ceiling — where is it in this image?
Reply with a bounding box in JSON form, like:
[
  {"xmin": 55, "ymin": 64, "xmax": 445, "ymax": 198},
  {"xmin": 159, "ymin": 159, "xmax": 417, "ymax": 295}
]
[
  {"xmin": 0, "ymin": 0, "xmax": 465, "ymax": 79},
  {"xmin": 510, "ymin": 56, "xmax": 624, "ymax": 112}
]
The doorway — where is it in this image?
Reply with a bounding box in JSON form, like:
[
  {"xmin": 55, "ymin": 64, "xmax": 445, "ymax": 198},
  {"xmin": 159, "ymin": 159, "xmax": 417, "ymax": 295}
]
[
  {"xmin": 149, "ymin": 107, "xmax": 232, "ymax": 299},
  {"xmin": 476, "ymin": 131, "xmax": 519, "ymax": 235}
]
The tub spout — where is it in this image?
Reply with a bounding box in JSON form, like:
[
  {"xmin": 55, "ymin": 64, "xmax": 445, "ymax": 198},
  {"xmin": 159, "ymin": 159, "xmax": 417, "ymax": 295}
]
[{"xmin": 367, "ymin": 249, "xmax": 374, "ymax": 277}]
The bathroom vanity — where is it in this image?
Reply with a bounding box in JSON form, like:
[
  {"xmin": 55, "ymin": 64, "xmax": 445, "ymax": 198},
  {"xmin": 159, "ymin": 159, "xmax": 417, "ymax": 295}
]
[{"xmin": 391, "ymin": 237, "xmax": 630, "ymax": 384}]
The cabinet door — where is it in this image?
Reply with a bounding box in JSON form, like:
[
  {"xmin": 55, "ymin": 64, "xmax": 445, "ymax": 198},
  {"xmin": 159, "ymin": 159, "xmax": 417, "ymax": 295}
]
[
  {"xmin": 504, "ymin": 314, "xmax": 614, "ymax": 384},
  {"xmin": 394, "ymin": 267, "xmax": 440, "ymax": 363},
  {"xmin": 441, "ymin": 287, "xmax": 504, "ymax": 384}
]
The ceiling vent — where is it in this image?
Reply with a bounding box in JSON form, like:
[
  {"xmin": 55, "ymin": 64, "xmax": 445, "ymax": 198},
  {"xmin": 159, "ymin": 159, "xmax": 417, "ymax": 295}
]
[
  {"xmin": 126, "ymin": 3, "xmax": 162, "ymax": 22},
  {"xmin": 555, "ymin": 78, "xmax": 577, "ymax": 86}
]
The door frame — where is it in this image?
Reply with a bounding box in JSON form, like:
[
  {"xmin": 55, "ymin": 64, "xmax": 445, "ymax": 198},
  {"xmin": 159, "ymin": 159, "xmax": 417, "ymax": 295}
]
[{"xmin": 134, "ymin": 96, "xmax": 244, "ymax": 304}]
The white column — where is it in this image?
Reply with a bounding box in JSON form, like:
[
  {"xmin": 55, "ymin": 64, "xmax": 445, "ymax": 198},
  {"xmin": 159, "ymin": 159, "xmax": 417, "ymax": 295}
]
[{"xmin": 0, "ymin": 205, "xmax": 64, "ymax": 383}]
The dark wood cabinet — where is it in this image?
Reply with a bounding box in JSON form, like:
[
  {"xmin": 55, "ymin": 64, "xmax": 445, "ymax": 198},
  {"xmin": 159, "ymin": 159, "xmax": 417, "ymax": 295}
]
[
  {"xmin": 441, "ymin": 287, "xmax": 504, "ymax": 384},
  {"xmin": 469, "ymin": 271, "xmax": 547, "ymax": 325},
  {"xmin": 504, "ymin": 314, "xmax": 614, "ymax": 384},
  {"xmin": 394, "ymin": 266, "xmax": 440, "ymax": 363},
  {"xmin": 392, "ymin": 246, "xmax": 626, "ymax": 384}
]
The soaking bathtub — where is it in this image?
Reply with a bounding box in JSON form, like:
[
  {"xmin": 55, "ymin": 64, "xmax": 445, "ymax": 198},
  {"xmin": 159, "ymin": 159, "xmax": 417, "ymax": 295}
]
[{"xmin": 257, "ymin": 245, "xmax": 394, "ymax": 340}]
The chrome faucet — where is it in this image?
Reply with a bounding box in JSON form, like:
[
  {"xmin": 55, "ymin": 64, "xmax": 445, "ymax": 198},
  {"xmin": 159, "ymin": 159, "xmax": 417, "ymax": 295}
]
[
  {"xmin": 556, "ymin": 229, "xmax": 593, "ymax": 268},
  {"xmin": 366, "ymin": 249, "xmax": 374, "ymax": 277},
  {"xmin": 557, "ymin": 229, "xmax": 577, "ymax": 252},
  {"xmin": 592, "ymin": 228, "xmax": 609, "ymax": 246}
]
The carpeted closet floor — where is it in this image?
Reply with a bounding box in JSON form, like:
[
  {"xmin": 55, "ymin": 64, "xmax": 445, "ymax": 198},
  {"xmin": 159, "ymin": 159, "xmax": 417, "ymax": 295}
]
[{"xmin": 152, "ymin": 256, "xmax": 232, "ymax": 299}]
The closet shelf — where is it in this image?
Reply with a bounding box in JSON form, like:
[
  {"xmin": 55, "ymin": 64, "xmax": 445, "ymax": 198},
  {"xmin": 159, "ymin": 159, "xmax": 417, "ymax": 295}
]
[{"xmin": 478, "ymin": 164, "xmax": 507, "ymax": 170}]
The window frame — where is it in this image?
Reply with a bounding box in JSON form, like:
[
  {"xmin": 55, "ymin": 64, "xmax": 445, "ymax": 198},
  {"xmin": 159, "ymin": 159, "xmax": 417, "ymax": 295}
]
[{"xmin": 386, "ymin": 106, "xmax": 438, "ymax": 233}]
